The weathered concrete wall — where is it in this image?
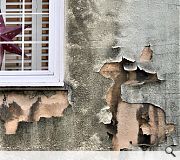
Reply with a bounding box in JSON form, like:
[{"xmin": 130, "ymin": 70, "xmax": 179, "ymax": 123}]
[{"xmin": 0, "ymin": 0, "xmax": 179, "ymax": 151}]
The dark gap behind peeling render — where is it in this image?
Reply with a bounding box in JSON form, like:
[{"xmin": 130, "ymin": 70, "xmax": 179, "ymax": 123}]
[
  {"xmin": 136, "ymin": 104, "xmax": 150, "ymax": 146},
  {"xmin": 136, "ymin": 69, "xmax": 150, "ymax": 82}
]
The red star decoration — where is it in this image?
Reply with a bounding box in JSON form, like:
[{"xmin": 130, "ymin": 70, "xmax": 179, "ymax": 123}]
[{"xmin": 0, "ymin": 9, "xmax": 29, "ymax": 68}]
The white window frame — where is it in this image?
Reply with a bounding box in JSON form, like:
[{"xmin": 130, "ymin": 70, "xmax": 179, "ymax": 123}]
[{"xmin": 0, "ymin": 0, "xmax": 64, "ymax": 87}]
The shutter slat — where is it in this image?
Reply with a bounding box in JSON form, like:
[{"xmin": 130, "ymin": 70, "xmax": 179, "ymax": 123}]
[{"xmin": 1, "ymin": 0, "xmax": 49, "ymax": 71}]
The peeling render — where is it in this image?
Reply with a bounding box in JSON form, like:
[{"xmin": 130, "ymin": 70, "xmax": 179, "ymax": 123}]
[
  {"xmin": 100, "ymin": 46, "xmax": 175, "ymax": 150},
  {"xmin": 97, "ymin": 106, "xmax": 112, "ymax": 125},
  {"xmin": 0, "ymin": 0, "xmax": 178, "ymax": 151},
  {"xmin": 113, "ymin": 102, "xmax": 175, "ymax": 150},
  {"xmin": 64, "ymin": 0, "xmax": 179, "ymax": 151},
  {"xmin": 0, "ymin": 91, "xmax": 69, "ymax": 134}
]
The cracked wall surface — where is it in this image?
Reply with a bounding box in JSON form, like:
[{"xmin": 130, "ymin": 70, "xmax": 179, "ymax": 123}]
[{"xmin": 0, "ymin": 0, "xmax": 179, "ymax": 151}]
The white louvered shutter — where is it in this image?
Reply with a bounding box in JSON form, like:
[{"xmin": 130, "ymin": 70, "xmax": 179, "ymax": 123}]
[{"xmin": 1, "ymin": 0, "xmax": 49, "ymax": 71}]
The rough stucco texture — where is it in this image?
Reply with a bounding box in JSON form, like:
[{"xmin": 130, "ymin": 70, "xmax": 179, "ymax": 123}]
[
  {"xmin": 0, "ymin": 0, "xmax": 179, "ymax": 151},
  {"xmin": 66, "ymin": 0, "xmax": 179, "ymax": 151}
]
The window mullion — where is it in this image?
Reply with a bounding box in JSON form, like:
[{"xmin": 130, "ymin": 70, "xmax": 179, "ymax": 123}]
[
  {"xmin": 36, "ymin": 0, "xmax": 43, "ymax": 70},
  {"xmin": 32, "ymin": 0, "xmax": 42, "ymax": 70},
  {"xmin": 21, "ymin": 0, "xmax": 25, "ymax": 70},
  {"xmin": 31, "ymin": 0, "xmax": 37, "ymax": 70},
  {"xmin": 1, "ymin": 0, "xmax": 6, "ymax": 71}
]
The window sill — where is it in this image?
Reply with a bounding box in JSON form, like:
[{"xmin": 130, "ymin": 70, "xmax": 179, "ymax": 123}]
[{"xmin": 0, "ymin": 86, "xmax": 67, "ymax": 91}]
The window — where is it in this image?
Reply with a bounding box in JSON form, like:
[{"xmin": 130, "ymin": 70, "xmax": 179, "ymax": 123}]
[{"xmin": 0, "ymin": 0, "xmax": 64, "ymax": 86}]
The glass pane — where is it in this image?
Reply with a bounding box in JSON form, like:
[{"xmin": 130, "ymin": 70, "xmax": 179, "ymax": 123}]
[
  {"xmin": 25, "ymin": 0, "xmax": 49, "ymax": 13},
  {"xmin": 0, "ymin": 14, "xmax": 23, "ymax": 42},
  {"xmin": 42, "ymin": 0, "xmax": 49, "ymax": 13},
  {"xmin": 42, "ymin": 15, "xmax": 49, "ymax": 42},
  {"xmin": 0, "ymin": 13, "xmax": 23, "ymax": 71},
  {"xmin": 24, "ymin": 14, "xmax": 49, "ymax": 42},
  {"xmin": 4, "ymin": 0, "xmax": 23, "ymax": 14},
  {"xmin": 23, "ymin": 42, "xmax": 49, "ymax": 71},
  {"xmin": 24, "ymin": 14, "xmax": 49, "ymax": 71},
  {"xmin": 41, "ymin": 43, "xmax": 49, "ymax": 70},
  {"xmin": 1, "ymin": 43, "xmax": 22, "ymax": 71}
]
